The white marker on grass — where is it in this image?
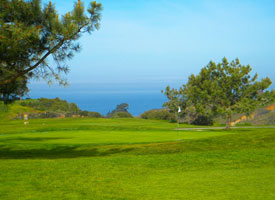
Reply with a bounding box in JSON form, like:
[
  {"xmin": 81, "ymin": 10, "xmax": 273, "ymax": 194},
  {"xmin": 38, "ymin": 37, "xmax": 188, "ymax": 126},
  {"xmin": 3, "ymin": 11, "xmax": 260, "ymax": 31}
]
[{"xmin": 177, "ymin": 106, "xmax": 181, "ymax": 128}]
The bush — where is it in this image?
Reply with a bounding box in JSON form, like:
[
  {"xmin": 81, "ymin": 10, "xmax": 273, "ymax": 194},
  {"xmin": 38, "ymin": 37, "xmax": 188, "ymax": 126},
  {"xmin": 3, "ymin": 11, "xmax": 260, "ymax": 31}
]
[
  {"xmin": 88, "ymin": 112, "xmax": 102, "ymax": 118},
  {"xmin": 27, "ymin": 112, "xmax": 63, "ymax": 119},
  {"xmin": 19, "ymin": 98, "xmax": 81, "ymax": 114},
  {"xmin": 140, "ymin": 109, "xmax": 176, "ymax": 122},
  {"xmin": 80, "ymin": 110, "xmax": 89, "ymax": 117},
  {"xmin": 191, "ymin": 115, "xmax": 213, "ymax": 126},
  {"xmin": 111, "ymin": 112, "xmax": 133, "ymax": 118}
]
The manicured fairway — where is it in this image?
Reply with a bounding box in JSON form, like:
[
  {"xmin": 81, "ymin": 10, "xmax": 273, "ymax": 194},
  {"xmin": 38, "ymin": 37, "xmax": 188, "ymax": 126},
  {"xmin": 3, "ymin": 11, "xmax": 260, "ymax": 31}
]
[{"xmin": 0, "ymin": 118, "xmax": 274, "ymax": 199}]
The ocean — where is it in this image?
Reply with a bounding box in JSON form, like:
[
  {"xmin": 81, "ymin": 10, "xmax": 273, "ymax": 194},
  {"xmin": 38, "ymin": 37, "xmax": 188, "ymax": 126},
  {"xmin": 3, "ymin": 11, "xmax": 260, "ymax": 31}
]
[{"xmin": 28, "ymin": 83, "xmax": 168, "ymax": 116}]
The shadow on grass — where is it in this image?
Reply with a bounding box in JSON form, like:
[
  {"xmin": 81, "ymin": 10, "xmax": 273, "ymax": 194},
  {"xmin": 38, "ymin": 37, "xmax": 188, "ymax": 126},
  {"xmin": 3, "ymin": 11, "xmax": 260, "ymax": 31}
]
[
  {"xmin": 0, "ymin": 137, "xmax": 72, "ymax": 142},
  {"xmin": 0, "ymin": 145, "xmax": 135, "ymax": 160},
  {"xmin": 0, "ymin": 129, "xmax": 273, "ymax": 159}
]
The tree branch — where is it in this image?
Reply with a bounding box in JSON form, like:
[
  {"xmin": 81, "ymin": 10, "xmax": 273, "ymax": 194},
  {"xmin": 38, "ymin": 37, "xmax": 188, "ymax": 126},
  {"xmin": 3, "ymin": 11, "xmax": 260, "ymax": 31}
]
[{"xmin": 0, "ymin": 23, "xmax": 88, "ymax": 86}]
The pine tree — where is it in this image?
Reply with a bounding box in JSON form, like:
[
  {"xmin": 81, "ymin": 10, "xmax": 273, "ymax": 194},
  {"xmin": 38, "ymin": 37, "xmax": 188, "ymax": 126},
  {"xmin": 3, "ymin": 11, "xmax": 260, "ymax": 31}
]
[
  {"xmin": 164, "ymin": 58, "xmax": 275, "ymax": 128},
  {"xmin": 0, "ymin": 0, "xmax": 102, "ymax": 86}
]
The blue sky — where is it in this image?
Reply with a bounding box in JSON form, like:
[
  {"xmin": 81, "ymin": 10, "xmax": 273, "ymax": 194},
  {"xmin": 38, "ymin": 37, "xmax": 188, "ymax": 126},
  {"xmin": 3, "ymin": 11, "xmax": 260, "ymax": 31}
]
[{"xmin": 36, "ymin": 0, "xmax": 275, "ymax": 90}]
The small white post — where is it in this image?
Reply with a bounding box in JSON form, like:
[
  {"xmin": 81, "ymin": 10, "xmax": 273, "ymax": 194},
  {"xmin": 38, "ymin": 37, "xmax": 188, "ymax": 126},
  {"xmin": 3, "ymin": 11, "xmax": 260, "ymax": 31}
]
[{"xmin": 177, "ymin": 106, "xmax": 181, "ymax": 129}]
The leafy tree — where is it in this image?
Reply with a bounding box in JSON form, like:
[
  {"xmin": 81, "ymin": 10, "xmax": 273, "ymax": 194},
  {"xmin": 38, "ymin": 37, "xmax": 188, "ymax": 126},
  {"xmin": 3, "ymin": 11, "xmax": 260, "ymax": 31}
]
[
  {"xmin": 183, "ymin": 57, "xmax": 274, "ymax": 128},
  {"xmin": 115, "ymin": 103, "xmax": 129, "ymax": 112},
  {"xmin": 0, "ymin": 0, "xmax": 102, "ymax": 86},
  {"xmin": 80, "ymin": 110, "xmax": 89, "ymax": 116},
  {"xmin": 162, "ymin": 86, "xmax": 183, "ymax": 113},
  {"xmin": 111, "ymin": 112, "xmax": 133, "ymax": 118},
  {"xmin": 20, "ymin": 97, "xmax": 81, "ymax": 114},
  {"xmin": 162, "ymin": 86, "xmax": 202, "ymax": 124},
  {"xmin": 191, "ymin": 115, "xmax": 214, "ymax": 126},
  {"xmin": 87, "ymin": 111, "xmax": 102, "ymax": 118},
  {"xmin": 161, "ymin": 86, "xmax": 185, "ymax": 123},
  {"xmin": 107, "ymin": 103, "xmax": 131, "ymax": 118}
]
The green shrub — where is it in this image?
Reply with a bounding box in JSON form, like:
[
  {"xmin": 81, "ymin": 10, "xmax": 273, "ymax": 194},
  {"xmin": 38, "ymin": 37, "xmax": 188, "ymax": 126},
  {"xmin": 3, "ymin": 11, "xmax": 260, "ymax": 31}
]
[
  {"xmin": 191, "ymin": 115, "xmax": 214, "ymax": 126},
  {"xmin": 88, "ymin": 112, "xmax": 102, "ymax": 118},
  {"xmin": 19, "ymin": 98, "xmax": 81, "ymax": 114},
  {"xmin": 140, "ymin": 109, "xmax": 176, "ymax": 122},
  {"xmin": 111, "ymin": 112, "xmax": 133, "ymax": 118},
  {"xmin": 80, "ymin": 110, "xmax": 89, "ymax": 116}
]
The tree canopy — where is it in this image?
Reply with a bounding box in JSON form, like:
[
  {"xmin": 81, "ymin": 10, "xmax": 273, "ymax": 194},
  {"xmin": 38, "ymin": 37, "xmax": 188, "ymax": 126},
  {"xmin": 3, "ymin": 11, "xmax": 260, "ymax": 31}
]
[
  {"xmin": 107, "ymin": 103, "xmax": 132, "ymax": 118},
  {"xmin": 0, "ymin": 0, "xmax": 102, "ymax": 87},
  {"xmin": 163, "ymin": 57, "xmax": 275, "ymax": 128},
  {"xmin": 0, "ymin": 75, "xmax": 28, "ymax": 104}
]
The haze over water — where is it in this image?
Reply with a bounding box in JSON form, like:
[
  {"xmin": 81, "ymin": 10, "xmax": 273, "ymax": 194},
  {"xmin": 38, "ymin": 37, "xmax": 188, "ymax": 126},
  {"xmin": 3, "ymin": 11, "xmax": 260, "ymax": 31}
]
[{"xmin": 29, "ymin": 0, "xmax": 275, "ymax": 115}]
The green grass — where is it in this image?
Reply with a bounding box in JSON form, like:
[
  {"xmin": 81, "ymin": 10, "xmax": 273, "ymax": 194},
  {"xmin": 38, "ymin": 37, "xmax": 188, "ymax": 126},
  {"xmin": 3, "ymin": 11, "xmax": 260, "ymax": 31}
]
[{"xmin": 0, "ymin": 118, "xmax": 274, "ymax": 199}]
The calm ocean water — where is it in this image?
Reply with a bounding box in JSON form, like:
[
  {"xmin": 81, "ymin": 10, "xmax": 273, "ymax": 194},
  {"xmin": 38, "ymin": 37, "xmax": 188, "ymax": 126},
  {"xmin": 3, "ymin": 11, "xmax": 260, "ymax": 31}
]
[{"xmin": 28, "ymin": 83, "xmax": 168, "ymax": 116}]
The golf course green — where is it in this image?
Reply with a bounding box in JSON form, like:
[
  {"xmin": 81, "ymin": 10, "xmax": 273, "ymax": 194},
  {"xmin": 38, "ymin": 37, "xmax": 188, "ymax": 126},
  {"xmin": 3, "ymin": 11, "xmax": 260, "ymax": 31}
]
[{"xmin": 0, "ymin": 118, "xmax": 274, "ymax": 199}]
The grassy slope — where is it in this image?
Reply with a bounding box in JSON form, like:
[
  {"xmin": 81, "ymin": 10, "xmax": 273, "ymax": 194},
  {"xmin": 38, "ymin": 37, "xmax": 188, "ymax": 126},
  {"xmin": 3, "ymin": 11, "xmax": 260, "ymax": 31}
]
[
  {"xmin": 0, "ymin": 102, "xmax": 36, "ymax": 120},
  {"xmin": 0, "ymin": 118, "xmax": 274, "ymax": 200},
  {"xmin": 0, "ymin": 98, "xmax": 82, "ymax": 121}
]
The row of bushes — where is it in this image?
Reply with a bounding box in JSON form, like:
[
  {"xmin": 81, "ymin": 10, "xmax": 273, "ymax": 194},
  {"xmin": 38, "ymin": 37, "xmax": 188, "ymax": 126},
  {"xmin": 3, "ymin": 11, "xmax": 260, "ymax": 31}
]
[
  {"xmin": 140, "ymin": 109, "xmax": 214, "ymax": 125},
  {"xmin": 20, "ymin": 98, "xmax": 81, "ymax": 114},
  {"xmin": 79, "ymin": 110, "xmax": 102, "ymax": 118},
  {"xmin": 140, "ymin": 109, "xmax": 177, "ymax": 122},
  {"xmin": 14, "ymin": 111, "xmax": 103, "ymax": 120},
  {"xmin": 111, "ymin": 112, "xmax": 133, "ymax": 118},
  {"xmin": 18, "ymin": 98, "xmax": 103, "ymax": 119}
]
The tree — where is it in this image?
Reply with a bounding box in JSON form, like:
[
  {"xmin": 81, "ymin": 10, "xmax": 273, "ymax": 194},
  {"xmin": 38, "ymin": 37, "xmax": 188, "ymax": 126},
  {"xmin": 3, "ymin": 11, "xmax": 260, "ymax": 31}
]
[
  {"xmin": 111, "ymin": 112, "xmax": 133, "ymax": 118},
  {"xmin": 107, "ymin": 103, "xmax": 131, "ymax": 118},
  {"xmin": 0, "ymin": 76, "xmax": 28, "ymax": 104},
  {"xmin": 0, "ymin": 0, "xmax": 102, "ymax": 86},
  {"xmin": 183, "ymin": 57, "xmax": 274, "ymax": 128},
  {"xmin": 161, "ymin": 86, "xmax": 185, "ymax": 122},
  {"xmin": 162, "ymin": 85, "xmax": 208, "ymax": 124}
]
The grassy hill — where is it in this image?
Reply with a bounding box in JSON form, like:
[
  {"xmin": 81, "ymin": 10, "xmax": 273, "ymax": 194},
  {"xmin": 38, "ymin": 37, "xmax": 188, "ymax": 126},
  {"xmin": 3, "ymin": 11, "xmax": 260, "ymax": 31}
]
[
  {"xmin": 0, "ymin": 98, "xmax": 102, "ymax": 120},
  {"xmin": 215, "ymin": 104, "xmax": 275, "ymax": 126},
  {"xmin": 0, "ymin": 101, "xmax": 37, "ymax": 120},
  {"xmin": 0, "ymin": 118, "xmax": 274, "ymax": 199},
  {"xmin": 19, "ymin": 98, "xmax": 81, "ymax": 114},
  {"xmin": 246, "ymin": 108, "xmax": 275, "ymax": 125}
]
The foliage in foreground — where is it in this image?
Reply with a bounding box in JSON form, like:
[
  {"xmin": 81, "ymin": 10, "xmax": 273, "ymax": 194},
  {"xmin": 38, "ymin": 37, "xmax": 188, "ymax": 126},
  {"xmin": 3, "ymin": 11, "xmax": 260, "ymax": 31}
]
[{"xmin": 0, "ymin": 0, "xmax": 102, "ymax": 101}]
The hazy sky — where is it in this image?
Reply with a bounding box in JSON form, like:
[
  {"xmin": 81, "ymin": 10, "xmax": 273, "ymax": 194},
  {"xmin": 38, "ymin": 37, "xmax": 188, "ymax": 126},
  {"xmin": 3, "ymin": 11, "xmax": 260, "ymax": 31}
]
[{"xmin": 37, "ymin": 0, "xmax": 275, "ymax": 89}]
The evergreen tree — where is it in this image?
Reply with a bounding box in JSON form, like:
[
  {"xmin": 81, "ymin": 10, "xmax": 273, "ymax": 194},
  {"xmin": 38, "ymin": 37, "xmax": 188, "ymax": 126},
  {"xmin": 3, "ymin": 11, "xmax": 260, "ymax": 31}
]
[
  {"xmin": 0, "ymin": 75, "xmax": 28, "ymax": 104},
  {"xmin": 162, "ymin": 86, "xmax": 186, "ymax": 121},
  {"xmin": 184, "ymin": 57, "xmax": 274, "ymax": 128},
  {"xmin": 0, "ymin": 0, "xmax": 102, "ymax": 86},
  {"xmin": 107, "ymin": 103, "xmax": 131, "ymax": 118},
  {"xmin": 164, "ymin": 58, "xmax": 275, "ymax": 128}
]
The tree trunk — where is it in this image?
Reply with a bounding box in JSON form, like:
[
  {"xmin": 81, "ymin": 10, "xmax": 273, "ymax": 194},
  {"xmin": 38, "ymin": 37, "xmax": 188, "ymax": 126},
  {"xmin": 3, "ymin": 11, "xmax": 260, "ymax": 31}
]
[{"xmin": 225, "ymin": 114, "xmax": 232, "ymax": 129}]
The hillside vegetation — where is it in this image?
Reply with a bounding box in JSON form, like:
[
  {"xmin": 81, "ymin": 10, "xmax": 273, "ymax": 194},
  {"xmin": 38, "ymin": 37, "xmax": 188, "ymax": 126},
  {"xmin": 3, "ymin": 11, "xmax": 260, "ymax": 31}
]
[
  {"xmin": 216, "ymin": 105, "xmax": 275, "ymax": 126},
  {"xmin": 1, "ymin": 98, "xmax": 274, "ymax": 125},
  {"xmin": 0, "ymin": 98, "xmax": 102, "ymax": 120}
]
